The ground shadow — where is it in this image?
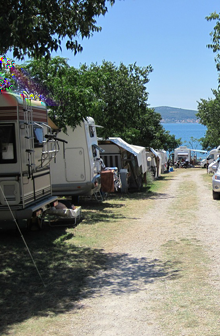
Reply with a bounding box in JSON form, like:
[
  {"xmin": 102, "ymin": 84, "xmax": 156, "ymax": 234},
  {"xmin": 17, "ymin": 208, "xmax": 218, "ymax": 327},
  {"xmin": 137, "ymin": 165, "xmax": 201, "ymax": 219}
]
[
  {"xmin": 81, "ymin": 252, "xmax": 181, "ymax": 298},
  {"xmin": 0, "ymin": 227, "xmax": 181, "ymax": 335}
]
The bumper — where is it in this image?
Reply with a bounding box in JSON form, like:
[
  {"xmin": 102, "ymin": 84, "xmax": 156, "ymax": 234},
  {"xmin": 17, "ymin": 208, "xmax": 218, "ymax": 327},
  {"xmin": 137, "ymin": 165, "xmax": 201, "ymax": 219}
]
[
  {"xmin": 0, "ymin": 195, "xmax": 58, "ymax": 220},
  {"xmin": 212, "ymin": 177, "xmax": 220, "ymax": 193}
]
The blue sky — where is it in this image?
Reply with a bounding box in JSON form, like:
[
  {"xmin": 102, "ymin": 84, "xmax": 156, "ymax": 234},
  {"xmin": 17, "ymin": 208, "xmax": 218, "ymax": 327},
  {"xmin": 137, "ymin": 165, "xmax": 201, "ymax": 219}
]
[{"xmin": 6, "ymin": 0, "xmax": 220, "ymax": 110}]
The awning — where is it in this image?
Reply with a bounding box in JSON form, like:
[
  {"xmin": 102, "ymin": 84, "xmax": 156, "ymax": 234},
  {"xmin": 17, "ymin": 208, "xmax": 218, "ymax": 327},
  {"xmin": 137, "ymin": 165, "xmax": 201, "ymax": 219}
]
[
  {"xmin": 108, "ymin": 137, "xmax": 147, "ymax": 173},
  {"xmin": 48, "ymin": 117, "xmax": 59, "ymax": 130},
  {"xmin": 191, "ymin": 149, "xmax": 208, "ymax": 154},
  {"xmin": 150, "ymin": 147, "xmax": 160, "ymax": 158},
  {"xmin": 109, "ymin": 138, "xmax": 140, "ymax": 156}
]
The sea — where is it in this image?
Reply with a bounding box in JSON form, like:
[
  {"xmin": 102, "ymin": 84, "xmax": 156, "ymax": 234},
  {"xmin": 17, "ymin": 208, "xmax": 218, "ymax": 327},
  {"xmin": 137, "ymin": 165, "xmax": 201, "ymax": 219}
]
[{"xmin": 162, "ymin": 123, "xmax": 207, "ymax": 159}]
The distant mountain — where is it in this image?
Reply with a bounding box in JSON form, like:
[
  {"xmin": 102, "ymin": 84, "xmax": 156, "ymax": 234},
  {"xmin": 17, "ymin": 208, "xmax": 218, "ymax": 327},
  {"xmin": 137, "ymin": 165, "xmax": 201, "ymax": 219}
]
[{"xmin": 153, "ymin": 106, "xmax": 198, "ymax": 123}]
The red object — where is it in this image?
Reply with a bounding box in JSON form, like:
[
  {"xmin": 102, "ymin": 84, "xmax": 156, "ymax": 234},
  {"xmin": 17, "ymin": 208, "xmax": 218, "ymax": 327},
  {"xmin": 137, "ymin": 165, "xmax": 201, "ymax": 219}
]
[{"xmin": 101, "ymin": 170, "xmax": 114, "ymax": 192}]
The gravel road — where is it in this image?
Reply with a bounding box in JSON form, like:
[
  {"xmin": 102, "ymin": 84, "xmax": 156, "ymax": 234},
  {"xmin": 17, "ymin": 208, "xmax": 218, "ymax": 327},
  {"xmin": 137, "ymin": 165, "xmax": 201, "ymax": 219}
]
[{"xmin": 71, "ymin": 169, "xmax": 220, "ymax": 336}]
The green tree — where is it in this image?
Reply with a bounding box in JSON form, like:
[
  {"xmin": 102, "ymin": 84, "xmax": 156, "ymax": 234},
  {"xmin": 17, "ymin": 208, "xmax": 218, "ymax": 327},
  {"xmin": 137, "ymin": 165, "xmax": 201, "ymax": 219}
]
[
  {"xmin": 80, "ymin": 61, "xmax": 181, "ymax": 149},
  {"xmin": 121, "ymin": 107, "xmax": 181, "ymax": 150},
  {"xmin": 0, "ymin": 0, "xmax": 115, "ymax": 60},
  {"xmin": 21, "ymin": 57, "xmax": 181, "ymax": 149},
  {"xmin": 184, "ymin": 136, "xmax": 201, "ymax": 150},
  {"xmin": 22, "ymin": 56, "xmax": 99, "ymax": 129},
  {"xmin": 206, "ymin": 12, "xmax": 220, "ymax": 74},
  {"xmin": 197, "ymin": 89, "xmax": 220, "ymax": 149},
  {"xmin": 80, "ymin": 61, "xmax": 153, "ymax": 140},
  {"xmin": 195, "ymin": 12, "xmax": 220, "ymax": 149}
]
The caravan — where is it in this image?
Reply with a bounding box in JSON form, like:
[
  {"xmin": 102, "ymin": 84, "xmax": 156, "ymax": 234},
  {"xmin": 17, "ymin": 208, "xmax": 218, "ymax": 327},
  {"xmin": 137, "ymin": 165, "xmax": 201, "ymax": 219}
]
[
  {"xmin": 146, "ymin": 148, "xmax": 161, "ymax": 178},
  {"xmin": 50, "ymin": 117, "xmax": 104, "ymax": 201},
  {"xmin": 0, "ymin": 91, "xmax": 59, "ymax": 226},
  {"xmin": 98, "ymin": 137, "xmax": 147, "ymax": 191},
  {"xmin": 174, "ymin": 146, "xmax": 191, "ymax": 164},
  {"xmin": 157, "ymin": 149, "xmax": 168, "ymax": 174},
  {"xmin": 200, "ymin": 146, "xmax": 220, "ymax": 168}
]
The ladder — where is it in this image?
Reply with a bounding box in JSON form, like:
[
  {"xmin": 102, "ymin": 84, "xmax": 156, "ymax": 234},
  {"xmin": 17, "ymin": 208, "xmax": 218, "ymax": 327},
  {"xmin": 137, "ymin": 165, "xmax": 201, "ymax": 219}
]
[
  {"xmin": 23, "ymin": 96, "xmax": 35, "ymax": 176},
  {"xmin": 32, "ymin": 122, "xmax": 59, "ymax": 169},
  {"xmin": 41, "ymin": 125, "xmax": 59, "ymax": 167}
]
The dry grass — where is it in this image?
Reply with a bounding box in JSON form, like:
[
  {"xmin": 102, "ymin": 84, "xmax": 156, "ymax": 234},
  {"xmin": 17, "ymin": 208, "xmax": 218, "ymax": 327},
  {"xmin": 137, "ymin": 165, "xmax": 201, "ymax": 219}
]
[
  {"xmin": 155, "ymin": 237, "xmax": 220, "ymax": 336},
  {"xmin": 151, "ymin": 169, "xmax": 220, "ymax": 335}
]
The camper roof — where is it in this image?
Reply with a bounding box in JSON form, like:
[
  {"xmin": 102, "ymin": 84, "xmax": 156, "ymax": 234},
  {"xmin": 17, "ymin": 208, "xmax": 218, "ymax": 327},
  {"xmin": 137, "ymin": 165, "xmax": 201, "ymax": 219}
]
[{"xmin": 0, "ymin": 91, "xmax": 47, "ymax": 122}]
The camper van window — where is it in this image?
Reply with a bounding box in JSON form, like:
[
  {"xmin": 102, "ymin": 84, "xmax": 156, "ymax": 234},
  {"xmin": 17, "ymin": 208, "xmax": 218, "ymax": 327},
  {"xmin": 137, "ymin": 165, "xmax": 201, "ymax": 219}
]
[
  {"xmin": 0, "ymin": 124, "xmax": 17, "ymax": 163},
  {"xmin": 89, "ymin": 126, "xmax": 95, "ymax": 137},
  {"xmin": 92, "ymin": 145, "xmax": 97, "ymax": 157},
  {"xmin": 34, "ymin": 127, "xmax": 44, "ymax": 147}
]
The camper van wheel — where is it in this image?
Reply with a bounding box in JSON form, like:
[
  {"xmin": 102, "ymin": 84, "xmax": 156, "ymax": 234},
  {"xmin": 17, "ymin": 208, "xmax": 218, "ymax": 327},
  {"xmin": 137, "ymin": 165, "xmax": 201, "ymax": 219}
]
[
  {"xmin": 213, "ymin": 190, "xmax": 220, "ymax": 200},
  {"xmin": 72, "ymin": 196, "xmax": 79, "ymax": 204},
  {"xmin": 27, "ymin": 216, "xmax": 43, "ymax": 231}
]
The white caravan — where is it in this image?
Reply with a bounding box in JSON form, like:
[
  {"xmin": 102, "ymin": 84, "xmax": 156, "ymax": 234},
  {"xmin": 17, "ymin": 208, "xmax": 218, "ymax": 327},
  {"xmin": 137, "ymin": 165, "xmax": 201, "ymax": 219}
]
[
  {"xmin": 51, "ymin": 117, "xmax": 103, "ymax": 201},
  {"xmin": 146, "ymin": 148, "xmax": 161, "ymax": 178},
  {"xmin": 174, "ymin": 146, "xmax": 191, "ymax": 163},
  {"xmin": 157, "ymin": 149, "xmax": 168, "ymax": 173},
  {"xmin": 98, "ymin": 137, "xmax": 147, "ymax": 191},
  {"xmin": 200, "ymin": 146, "xmax": 220, "ymax": 168},
  {"xmin": 0, "ymin": 91, "xmax": 59, "ymax": 225}
]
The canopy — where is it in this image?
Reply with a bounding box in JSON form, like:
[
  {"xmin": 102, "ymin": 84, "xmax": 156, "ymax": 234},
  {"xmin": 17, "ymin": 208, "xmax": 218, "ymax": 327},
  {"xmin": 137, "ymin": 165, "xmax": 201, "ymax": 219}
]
[
  {"xmin": 108, "ymin": 137, "xmax": 147, "ymax": 173},
  {"xmin": 150, "ymin": 147, "xmax": 160, "ymax": 158},
  {"xmin": 191, "ymin": 149, "xmax": 208, "ymax": 154}
]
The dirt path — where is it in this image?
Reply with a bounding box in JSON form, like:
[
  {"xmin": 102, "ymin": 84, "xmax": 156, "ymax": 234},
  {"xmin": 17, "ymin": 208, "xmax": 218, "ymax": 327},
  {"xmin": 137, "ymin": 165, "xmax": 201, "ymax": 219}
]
[{"xmin": 71, "ymin": 169, "xmax": 220, "ymax": 336}]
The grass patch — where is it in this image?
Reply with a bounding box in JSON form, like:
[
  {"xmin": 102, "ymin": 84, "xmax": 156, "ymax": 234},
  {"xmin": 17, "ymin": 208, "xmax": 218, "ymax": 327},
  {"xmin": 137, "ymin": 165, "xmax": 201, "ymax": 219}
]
[
  {"xmin": 201, "ymin": 170, "xmax": 213, "ymax": 191},
  {"xmin": 155, "ymin": 238, "xmax": 220, "ymax": 336}
]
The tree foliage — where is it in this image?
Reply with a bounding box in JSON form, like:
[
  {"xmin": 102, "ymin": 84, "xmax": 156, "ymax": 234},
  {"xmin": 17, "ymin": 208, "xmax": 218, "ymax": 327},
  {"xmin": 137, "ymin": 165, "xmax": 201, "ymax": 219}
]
[
  {"xmin": 23, "ymin": 57, "xmax": 98, "ymax": 129},
  {"xmin": 197, "ymin": 89, "xmax": 220, "ymax": 149},
  {"xmin": 19, "ymin": 57, "xmax": 181, "ymax": 149},
  {"xmin": 79, "ymin": 61, "xmax": 153, "ymax": 138},
  {"xmin": 206, "ymin": 12, "xmax": 220, "ymax": 74},
  {"xmin": 195, "ymin": 12, "xmax": 220, "ymax": 149},
  {"xmin": 0, "ymin": 0, "xmax": 115, "ymax": 60}
]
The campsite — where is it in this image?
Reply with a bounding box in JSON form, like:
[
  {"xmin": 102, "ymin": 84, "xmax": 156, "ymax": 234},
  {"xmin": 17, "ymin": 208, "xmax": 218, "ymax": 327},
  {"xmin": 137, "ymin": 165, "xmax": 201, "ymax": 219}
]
[{"xmin": 1, "ymin": 167, "xmax": 220, "ymax": 335}]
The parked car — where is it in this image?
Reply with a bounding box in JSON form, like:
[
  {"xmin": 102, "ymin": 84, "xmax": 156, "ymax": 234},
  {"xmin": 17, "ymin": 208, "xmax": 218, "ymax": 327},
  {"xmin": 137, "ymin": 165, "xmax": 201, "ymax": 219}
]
[
  {"xmin": 212, "ymin": 162, "xmax": 220, "ymax": 199},
  {"xmin": 208, "ymin": 159, "xmax": 219, "ymax": 174}
]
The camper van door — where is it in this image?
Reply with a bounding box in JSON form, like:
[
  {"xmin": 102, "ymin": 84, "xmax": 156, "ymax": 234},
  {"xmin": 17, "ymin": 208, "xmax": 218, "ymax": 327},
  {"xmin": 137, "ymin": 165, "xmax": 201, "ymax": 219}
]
[{"xmin": 65, "ymin": 147, "xmax": 86, "ymax": 182}]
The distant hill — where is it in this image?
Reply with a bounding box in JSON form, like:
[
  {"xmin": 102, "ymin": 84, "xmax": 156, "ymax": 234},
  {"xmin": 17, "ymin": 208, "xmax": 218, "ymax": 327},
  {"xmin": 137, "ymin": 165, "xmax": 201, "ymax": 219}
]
[{"xmin": 153, "ymin": 106, "xmax": 198, "ymax": 123}]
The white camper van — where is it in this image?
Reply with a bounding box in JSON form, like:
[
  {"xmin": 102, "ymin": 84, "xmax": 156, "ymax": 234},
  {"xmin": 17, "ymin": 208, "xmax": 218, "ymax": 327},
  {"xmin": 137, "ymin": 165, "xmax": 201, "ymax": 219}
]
[
  {"xmin": 0, "ymin": 91, "xmax": 59, "ymax": 225},
  {"xmin": 51, "ymin": 117, "xmax": 104, "ymax": 201},
  {"xmin": 174, "ymin": 146, "xmax": 191, "ymax": 163},
  {"xmin": 200, "ymin": 146, "xmax": 220, "ymax": 168}
]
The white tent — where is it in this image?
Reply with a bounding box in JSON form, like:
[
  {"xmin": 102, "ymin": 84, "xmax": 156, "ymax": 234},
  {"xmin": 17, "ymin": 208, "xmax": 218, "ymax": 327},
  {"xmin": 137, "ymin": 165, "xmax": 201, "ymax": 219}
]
[{"xmin": 109, "ymin": 138, "xmax": 148, "ymax": 174}]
